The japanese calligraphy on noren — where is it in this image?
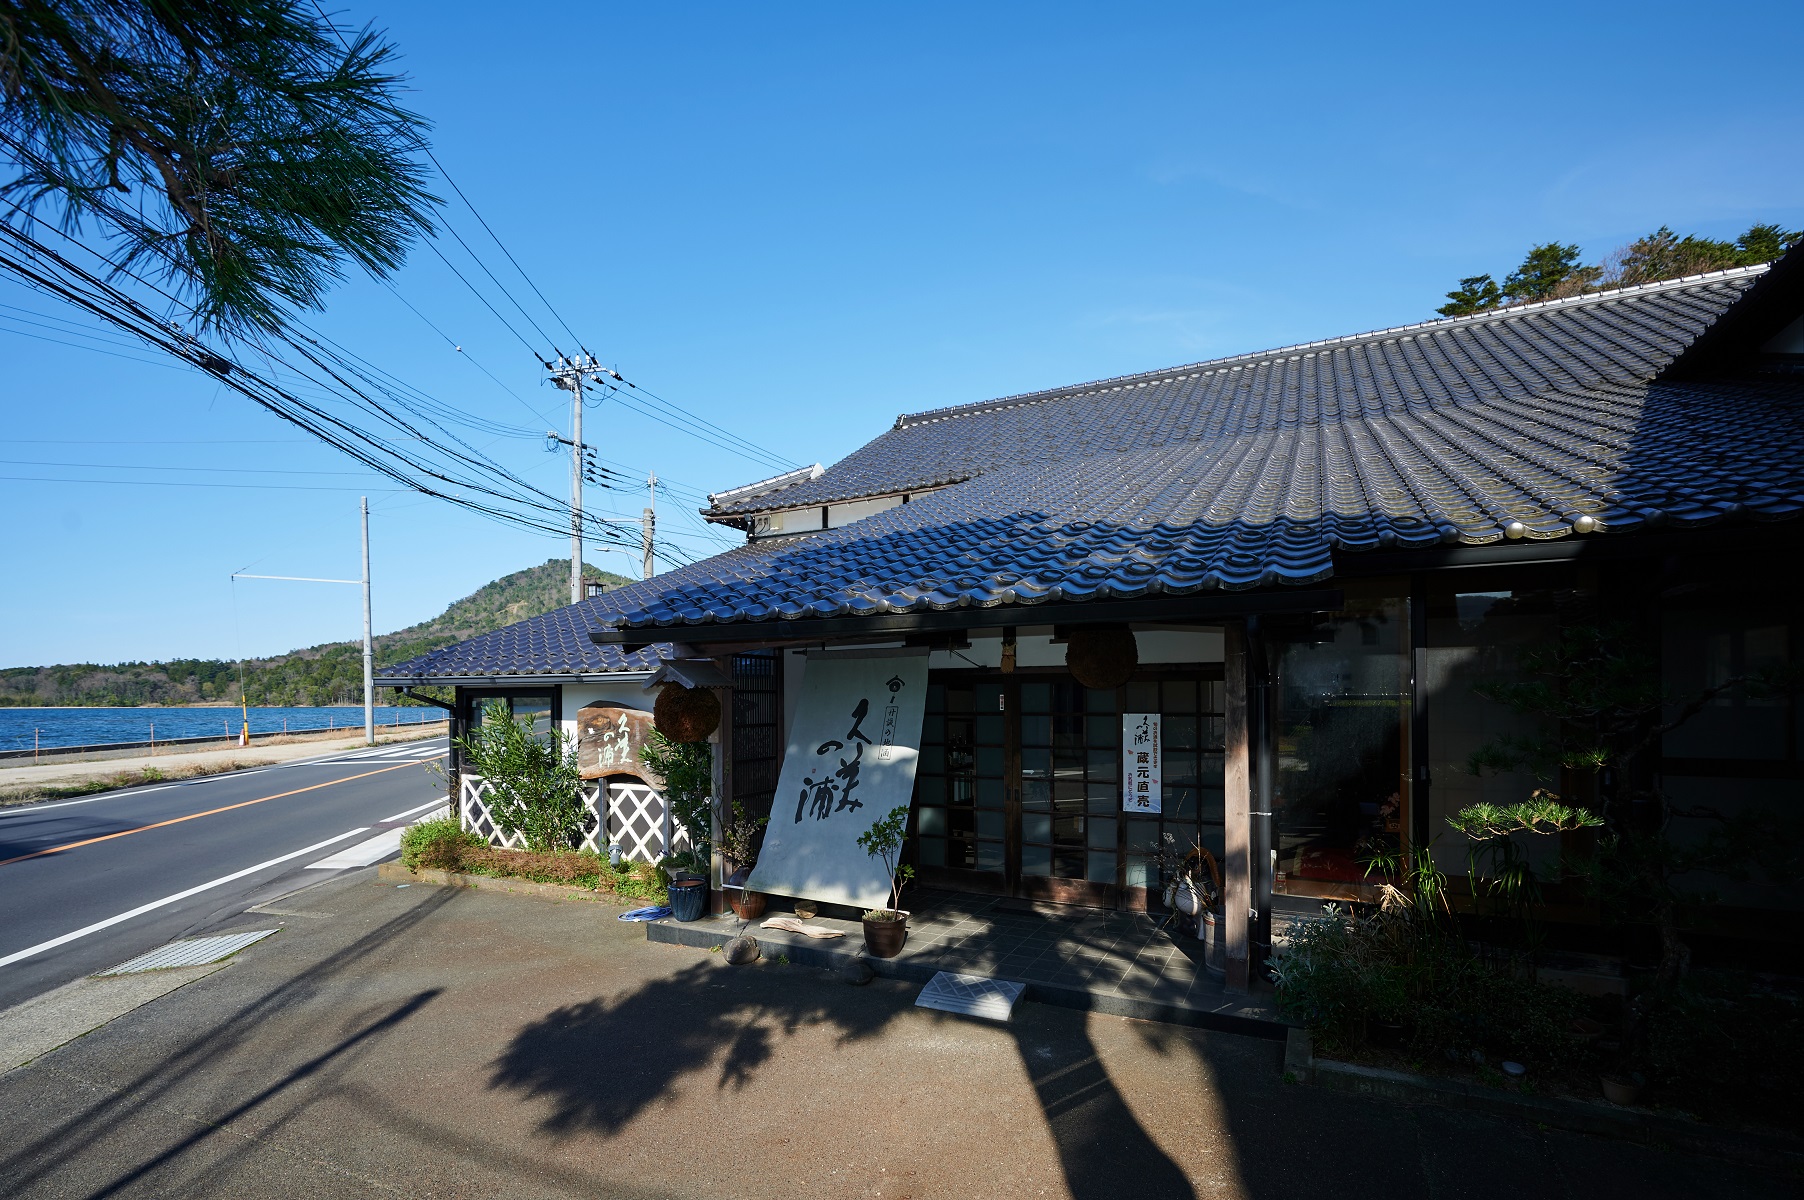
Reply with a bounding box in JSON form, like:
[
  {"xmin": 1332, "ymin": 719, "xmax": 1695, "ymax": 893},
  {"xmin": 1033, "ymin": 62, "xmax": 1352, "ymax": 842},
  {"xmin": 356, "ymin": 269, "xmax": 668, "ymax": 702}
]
[
  {"xmin": 1121, "ymin": 712, "xmax": 1162, "ymax": 814},
  {"xmin": 797, "ymin": 698, "xmax": 872, "ymax": 822},
  {"xmin": 746, "ymin": 650, "xmax": 929, "ymax": 908}
]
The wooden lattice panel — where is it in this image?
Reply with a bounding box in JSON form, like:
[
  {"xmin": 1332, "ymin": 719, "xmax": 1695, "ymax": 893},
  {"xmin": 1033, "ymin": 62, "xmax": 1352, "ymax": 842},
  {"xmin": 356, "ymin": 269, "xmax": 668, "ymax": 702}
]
[
  {"xmin": 606, "ymin": 780, "xmax": 687, "ymax": 864},
  {"xmin": 459, "ymin": 775, "xmax": 607, "ymax": 853}
]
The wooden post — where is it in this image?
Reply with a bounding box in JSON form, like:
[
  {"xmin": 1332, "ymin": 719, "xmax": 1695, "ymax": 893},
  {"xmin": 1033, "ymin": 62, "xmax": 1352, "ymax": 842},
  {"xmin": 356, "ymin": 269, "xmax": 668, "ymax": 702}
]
[
  {"xmin": 710, "ymin": 682, "xmax": 734, "ymax": 914},
  {"xmin": 1224, "ymin": 620, "xmax": 1253, "ymax": 993}
]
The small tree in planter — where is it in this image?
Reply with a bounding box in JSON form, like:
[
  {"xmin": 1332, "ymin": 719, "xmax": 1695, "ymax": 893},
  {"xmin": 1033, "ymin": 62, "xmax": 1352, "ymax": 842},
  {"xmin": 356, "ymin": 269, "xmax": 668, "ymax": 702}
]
[
  {"xmin": 640, "ymin": 731, "xmax": 713, "ymax": 920},
  {"xmin": 857, "ymin": 805, "xmax": 915, "ymax": 958},
  {"xmin": 718, "ymin": 798, "xmax": 770, "ymax": 919},
  {"xmin": 454, "ymin": 700, "xmax": 587, "ymax": 853}
]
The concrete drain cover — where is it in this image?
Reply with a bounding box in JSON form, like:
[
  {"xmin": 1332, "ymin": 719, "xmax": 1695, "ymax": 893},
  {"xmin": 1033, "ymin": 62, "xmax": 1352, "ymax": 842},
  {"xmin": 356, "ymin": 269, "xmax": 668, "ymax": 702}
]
[
  {"xmin": 915, "ymin": 971, "xmax": 1025, "ymax": 1022},
  {"xmin": 96, "ymin": 929, "xmax": 278, "ymax": 976}
]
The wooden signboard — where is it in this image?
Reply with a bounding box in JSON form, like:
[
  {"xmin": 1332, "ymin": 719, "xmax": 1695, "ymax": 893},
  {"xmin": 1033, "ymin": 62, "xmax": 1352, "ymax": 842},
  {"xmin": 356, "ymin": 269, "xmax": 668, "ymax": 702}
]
[{"xmin": 578, "ymin": 705, "xmax": 658, "ymax": 784}]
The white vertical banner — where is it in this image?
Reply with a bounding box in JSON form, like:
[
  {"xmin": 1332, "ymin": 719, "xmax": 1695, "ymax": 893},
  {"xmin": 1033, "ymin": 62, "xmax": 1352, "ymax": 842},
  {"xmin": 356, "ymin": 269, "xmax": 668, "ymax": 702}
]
[
  {"xmin": 1122, "ymin": 712, "xmax": 1162, "ymax": 814},
  {"xmin": 745, "ymin": 648, "xmax": 930, "ymax": 907}
]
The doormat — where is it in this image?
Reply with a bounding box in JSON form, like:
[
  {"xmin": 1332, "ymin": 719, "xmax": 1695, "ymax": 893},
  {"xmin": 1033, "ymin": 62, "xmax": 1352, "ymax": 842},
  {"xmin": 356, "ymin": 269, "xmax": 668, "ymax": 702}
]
[
  {"xmin": 96, "ymin": 929, "xmax": 277, "ymax": 976},
  {"xmin": 915, "ymin": 971, "xmax": 1026, "ymax": 1022}
]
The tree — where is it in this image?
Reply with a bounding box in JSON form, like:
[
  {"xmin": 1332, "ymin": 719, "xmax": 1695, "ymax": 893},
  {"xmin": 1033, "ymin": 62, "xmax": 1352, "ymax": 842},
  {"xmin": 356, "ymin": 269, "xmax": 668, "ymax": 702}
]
[
  {"xmin": 640, "ymin": 732, "xmax": 713, "ymax": 877},
  {"xmin": 0, "ymin": 0, "xmax": 437, "ymax": 334},
  {"xmin": 1502, "ymin": 242, "xmax": 1597, "ymax": 304},
  {"xmin": 1437, "ymin": 274, "xmax": 1501, "ymax": 317},
  {"xmin": 1468, "ymin": 621, "xmax": 1801, "ymax": 1072},
  {"xmin": 1734, "ymin": 222, "xmax": 1802, "ymax": 266}
]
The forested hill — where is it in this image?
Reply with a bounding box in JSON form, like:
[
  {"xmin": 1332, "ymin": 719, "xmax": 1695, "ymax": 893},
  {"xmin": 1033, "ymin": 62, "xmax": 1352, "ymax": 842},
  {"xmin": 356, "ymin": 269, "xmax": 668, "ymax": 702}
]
[{"xmin": 0, "ymin": 560, "xmax": 634, "ymax": 707}]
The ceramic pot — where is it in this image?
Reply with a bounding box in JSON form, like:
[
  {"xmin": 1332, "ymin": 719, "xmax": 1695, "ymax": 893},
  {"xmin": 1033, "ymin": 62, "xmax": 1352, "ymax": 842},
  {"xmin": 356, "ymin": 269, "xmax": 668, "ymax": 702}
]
[
  {"xmin": 668, "ymin": 880, "xmax": 707, "ymax": 922},
  {"xmin": 1173, "ymin": 879, "xmax": 1205, "ymax": 918},
  {"xmin": 1200, "ymin": 908, "xmax": 1225, "ymax": 976},
  {"xmin": 730, "ymin": 890, "xmax": 767, "ymax": 920},
  {"xmin": 861, "ymin": 911, "xmax": 909, "ymax": 959}
]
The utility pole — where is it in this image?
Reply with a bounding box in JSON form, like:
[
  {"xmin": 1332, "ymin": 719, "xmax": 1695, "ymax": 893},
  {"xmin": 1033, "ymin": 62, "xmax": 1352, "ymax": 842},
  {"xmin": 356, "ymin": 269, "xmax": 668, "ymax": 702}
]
[
  {"xmin": 361, "ymin": 496, "xmax": 374, "ymax": 746},
  {"xmin": 547, "ymin": 353, "xmax": 610, "ymax": 605},
  {"xmin": 643, "ymin": 470, "xmax": 657, "ymax": 580}
]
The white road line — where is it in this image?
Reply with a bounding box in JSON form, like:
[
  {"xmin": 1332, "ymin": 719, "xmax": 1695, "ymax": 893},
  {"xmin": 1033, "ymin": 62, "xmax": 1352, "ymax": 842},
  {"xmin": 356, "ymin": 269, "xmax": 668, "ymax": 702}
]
[
  {"xmin": 382, "ymin": 798, "xmax": 449, "ymax": 823},
  {"xmin": 306, "ymin": 827, "xmax": 403, "ymax": 870},
  {"xmin": 0, "ymin": 783, "xmax": 182, "ymax": 818},
  {"xmin": 0, "ymin": 827, "xmax": 371, "ymax": 969}
]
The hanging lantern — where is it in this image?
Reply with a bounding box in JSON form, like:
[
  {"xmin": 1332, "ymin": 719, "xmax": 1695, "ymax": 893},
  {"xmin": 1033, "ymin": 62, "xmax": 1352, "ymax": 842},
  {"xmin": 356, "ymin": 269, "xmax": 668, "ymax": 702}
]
[
  {"xmin": 1065, "ymin": 626, "xmax": 1138, "ymax": 690},
  {"xmin": 654, "ymin": 683, "xmax": 720, "ymax": 743}
]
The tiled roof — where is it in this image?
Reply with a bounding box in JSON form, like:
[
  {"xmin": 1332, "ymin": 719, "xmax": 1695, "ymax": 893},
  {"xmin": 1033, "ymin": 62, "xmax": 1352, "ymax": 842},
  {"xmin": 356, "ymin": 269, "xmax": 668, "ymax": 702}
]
[
  {"xmin": 599, "ymin": 370, "xmax": 1804, "ymax": 632},
  {"xmin": 376, "ymin": 595, "xmax": 674, "ymax": 682},
  {"xmin": 705, "ymin": 267, "xmax": 1769, "ymax": 516},
  {"xmin": 388, "ymin": 257, "xmax": 1804, "ymax": 669}
]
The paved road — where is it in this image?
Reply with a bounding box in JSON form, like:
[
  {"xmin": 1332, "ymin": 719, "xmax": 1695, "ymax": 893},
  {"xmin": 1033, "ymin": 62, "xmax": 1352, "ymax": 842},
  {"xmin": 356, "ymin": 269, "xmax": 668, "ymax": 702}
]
[
  {"xmin": 0, "ymin": 738, "xmax": 448, "ymax": 1011},
  {"xmin": 1, "ymin": 874, "xmax": 1794, "ymax": 1200}
]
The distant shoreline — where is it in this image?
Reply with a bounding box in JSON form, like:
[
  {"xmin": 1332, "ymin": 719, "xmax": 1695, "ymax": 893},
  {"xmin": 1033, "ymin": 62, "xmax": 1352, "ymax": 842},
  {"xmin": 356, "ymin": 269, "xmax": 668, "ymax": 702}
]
[{"xmin": 0, "ymin": 701, "xmax": 435, "ymax": 709}]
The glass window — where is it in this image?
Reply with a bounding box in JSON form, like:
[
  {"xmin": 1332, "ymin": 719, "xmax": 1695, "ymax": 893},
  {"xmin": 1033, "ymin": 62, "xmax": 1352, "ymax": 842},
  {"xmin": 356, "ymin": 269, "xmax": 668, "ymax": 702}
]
[
  {"xmin": 1275, "ymin": 595, "xmax": 1407, "ymax": 886},
  {"xmin": 1423, "ymin": 576, "xmax": 1585, "ymax": 877}
]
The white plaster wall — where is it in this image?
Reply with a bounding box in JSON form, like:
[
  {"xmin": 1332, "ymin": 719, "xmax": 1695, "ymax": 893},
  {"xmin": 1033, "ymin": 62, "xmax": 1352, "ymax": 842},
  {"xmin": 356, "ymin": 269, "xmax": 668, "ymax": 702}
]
[
  {"xmin": 926, "ymin": 627, "xmax": 1223, "ymax": 672},
  {"xmin": 826, "ymin": 494, "xmax": 906, "ymax": 528},
  {"xmin": 558, "ymin": 681, "xmax": 655, "ymax": 741}
]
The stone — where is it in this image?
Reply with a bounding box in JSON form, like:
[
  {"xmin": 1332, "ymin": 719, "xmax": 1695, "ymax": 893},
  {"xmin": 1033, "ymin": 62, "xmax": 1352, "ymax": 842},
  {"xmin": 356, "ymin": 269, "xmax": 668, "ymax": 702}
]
[
  {"xmin": 838, "ymin": 956, "xmax": 875, "ymax": 986},
  {"xmin": 723, "ymin": 936, "xmax": 760, "ymax": 966}
]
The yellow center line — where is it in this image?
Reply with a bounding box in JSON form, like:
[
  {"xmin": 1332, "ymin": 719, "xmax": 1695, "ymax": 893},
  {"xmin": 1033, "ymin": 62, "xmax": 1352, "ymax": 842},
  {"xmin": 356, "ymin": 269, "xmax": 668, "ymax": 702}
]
[{"xmin": 0, "ymin": 761, "xmax": 423, "ymax": 870}]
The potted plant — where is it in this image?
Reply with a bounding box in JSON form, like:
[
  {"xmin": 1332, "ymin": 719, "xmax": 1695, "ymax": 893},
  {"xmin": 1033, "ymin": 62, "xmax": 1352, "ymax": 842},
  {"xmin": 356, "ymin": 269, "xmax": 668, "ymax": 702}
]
[
  {"xmin": 640, "ymin": 732, "xmax": 715, "ymax": 921},
  {"xmin": 660, "ymin": 847, "xmax": 709, "ymax": 921},
  {"xmin": 856, "ymin": 805, "xmax": 914, "ymax": 959},
  {"xmin": 719, "ymin": 798, "xmax": 770, "ymax": 919}
]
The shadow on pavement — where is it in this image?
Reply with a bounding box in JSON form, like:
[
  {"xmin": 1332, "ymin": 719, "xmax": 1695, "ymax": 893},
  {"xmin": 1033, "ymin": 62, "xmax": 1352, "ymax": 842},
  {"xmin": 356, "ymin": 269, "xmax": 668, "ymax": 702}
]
[
  {"xmin": 490, "ymin": 954, "xmax": 1194, "ymax": 1200},
  {"xmin": 1009, "ymin": 1020, "xmax": 1196, "ymax": 1200},
  {"xmin": 0, "ymin": 884, "xmax": 459, "ymax": 1197}
]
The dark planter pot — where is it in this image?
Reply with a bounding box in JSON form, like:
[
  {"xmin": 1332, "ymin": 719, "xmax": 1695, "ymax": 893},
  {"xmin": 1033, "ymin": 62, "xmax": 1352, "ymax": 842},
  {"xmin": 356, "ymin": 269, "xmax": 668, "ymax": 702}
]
[
  {"xmin": 668, "ymin": 881, "xmax": 707, "ymax": 922},
  {"xmin": 730, "ymin": 890, "xmax": 767, "ymax": 920},
  {"xmin": 862, "ymin": 911, "xmax": 909, "ymax": 959}
]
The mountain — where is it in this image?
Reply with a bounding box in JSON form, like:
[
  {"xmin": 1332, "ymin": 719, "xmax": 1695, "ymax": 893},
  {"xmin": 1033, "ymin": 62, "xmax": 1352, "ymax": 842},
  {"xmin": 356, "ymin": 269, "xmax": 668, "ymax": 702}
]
[{"xmin": 0, "ymin": 560, "xmax": 634, "ymax": 707}]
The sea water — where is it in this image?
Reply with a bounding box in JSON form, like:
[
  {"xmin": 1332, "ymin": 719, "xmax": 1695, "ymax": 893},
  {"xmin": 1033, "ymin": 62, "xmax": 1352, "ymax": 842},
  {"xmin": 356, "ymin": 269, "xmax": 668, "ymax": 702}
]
[{"xmin": 0, "ymin": 706, "xmax": 441, "ymax": 752}]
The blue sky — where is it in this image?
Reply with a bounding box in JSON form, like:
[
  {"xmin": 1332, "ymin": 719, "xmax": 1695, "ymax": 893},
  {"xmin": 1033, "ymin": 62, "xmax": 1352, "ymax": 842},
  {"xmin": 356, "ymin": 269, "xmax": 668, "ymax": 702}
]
[{"xmin": 5, "ymin": 1, "xmax": 1801, "ymax": 666}]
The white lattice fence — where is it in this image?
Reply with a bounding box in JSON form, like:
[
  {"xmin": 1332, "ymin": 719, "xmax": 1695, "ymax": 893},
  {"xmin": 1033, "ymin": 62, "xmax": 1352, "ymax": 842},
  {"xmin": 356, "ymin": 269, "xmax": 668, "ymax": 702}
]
[
  {"xmin": 457, "ymin": 774, "xmax": 680, "ymax": 863},
  {"xmin": 458, "ymin": 774, "xmax": 606, "ymax": 853},
  {"xmin": 606, "ymin": 780, "xmax": 689, "ymax": 864}
]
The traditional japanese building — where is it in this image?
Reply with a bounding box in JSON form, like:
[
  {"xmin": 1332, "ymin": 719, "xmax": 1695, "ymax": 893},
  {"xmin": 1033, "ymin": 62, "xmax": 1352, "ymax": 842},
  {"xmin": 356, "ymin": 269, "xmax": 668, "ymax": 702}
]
[{"xmin": 382, "ymin": 246, "xmax": 1804, "ymax": 987}]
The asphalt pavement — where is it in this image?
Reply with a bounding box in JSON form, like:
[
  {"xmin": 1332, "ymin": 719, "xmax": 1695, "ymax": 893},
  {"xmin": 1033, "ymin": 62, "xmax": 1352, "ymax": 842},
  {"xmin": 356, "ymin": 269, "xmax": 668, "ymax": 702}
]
[
  {"xmin": 0, "ymin": 738, "xmax": 448, "ymax": 1011},
  {"xmin": 1, "ymin": 872, "xmax": 1795, "ymax": 1200}
]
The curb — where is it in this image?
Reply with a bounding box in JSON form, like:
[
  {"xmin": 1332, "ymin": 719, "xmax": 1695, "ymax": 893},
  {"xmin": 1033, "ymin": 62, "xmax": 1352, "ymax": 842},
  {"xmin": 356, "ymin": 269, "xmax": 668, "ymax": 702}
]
[
  {"xmin": 377, "ymin": 862, "xmax": 615, "ymax": 904},
  {"xmin": 1285, "ymin": 1029, "xmax": 1803, "ymax": 1170},
  {"xmin": 647, "ymin": 916, "xmax": 1290, "ymax": 1040}
]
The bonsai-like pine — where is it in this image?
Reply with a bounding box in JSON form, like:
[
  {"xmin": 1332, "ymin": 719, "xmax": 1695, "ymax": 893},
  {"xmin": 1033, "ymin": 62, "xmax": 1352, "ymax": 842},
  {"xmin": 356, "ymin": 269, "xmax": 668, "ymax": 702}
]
[
  {"xmin": 454, "ymin": 700, "xmax": 586, "ymax": 853},
  {"xmin": 640, "ymin": 731, "xmax": 713, "ymax": 878},
  {"xmin": 1466, "ymin": 619, "xmax": 1801, "ymax": 1073},
  {"xmin": 856, "ymin": 805, "xmax": 914, "ymax": 920}
]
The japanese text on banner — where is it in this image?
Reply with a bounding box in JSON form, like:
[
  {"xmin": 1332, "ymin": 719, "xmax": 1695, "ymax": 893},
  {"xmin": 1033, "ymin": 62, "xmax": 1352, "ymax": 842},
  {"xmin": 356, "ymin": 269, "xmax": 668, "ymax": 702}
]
[{"xmin": 1122, "ymin": 712, "xmax": 1162, "ymax": 815}]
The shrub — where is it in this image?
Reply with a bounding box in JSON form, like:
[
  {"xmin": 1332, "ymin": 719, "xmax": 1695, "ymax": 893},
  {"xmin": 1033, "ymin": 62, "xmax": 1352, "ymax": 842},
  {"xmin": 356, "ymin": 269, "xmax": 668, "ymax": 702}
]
[
  {"xmin": 1273, "ymin": 897, "xmax": 1582, "ymax": 1071},
  {"xmin": 455, "ymin": 700, "xmax": 588, "ymax": 852},
  {"xmin": 640, "ymin": 733, "xmax": 713, "ymax": 865},
  {"xmin": 400, "ymin": 816, "xmax": 480, "ymax": 871}
]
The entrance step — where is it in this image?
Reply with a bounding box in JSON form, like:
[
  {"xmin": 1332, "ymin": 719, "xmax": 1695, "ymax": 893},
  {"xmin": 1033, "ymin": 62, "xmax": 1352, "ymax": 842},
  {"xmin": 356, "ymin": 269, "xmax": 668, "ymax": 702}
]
[{"xmin": 915, "ymin": 971, "xmax": 1025, "ymax": 1022}]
